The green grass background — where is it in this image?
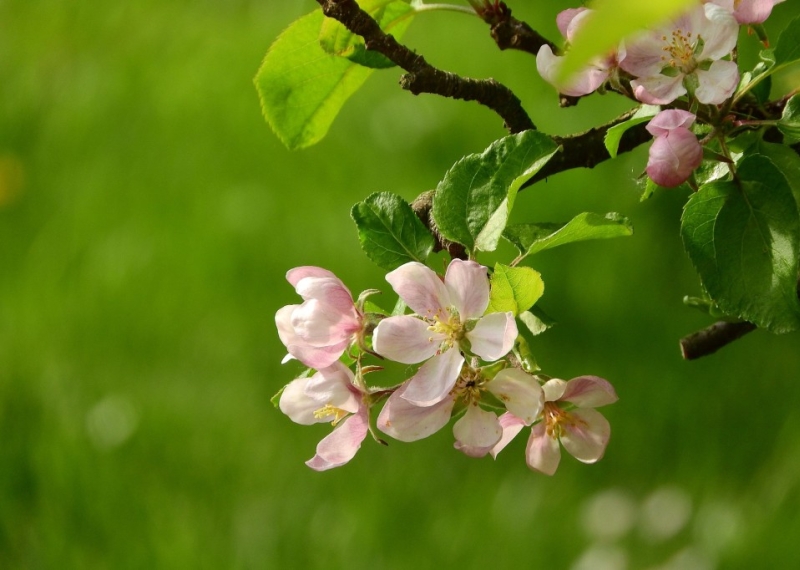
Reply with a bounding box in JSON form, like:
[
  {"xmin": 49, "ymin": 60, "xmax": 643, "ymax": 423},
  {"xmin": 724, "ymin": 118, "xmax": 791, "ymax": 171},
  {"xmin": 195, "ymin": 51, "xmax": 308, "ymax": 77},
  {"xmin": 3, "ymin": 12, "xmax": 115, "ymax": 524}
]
[{"xmin": 2, "ymin": 1, "xmax": 800, "ymax": 568}]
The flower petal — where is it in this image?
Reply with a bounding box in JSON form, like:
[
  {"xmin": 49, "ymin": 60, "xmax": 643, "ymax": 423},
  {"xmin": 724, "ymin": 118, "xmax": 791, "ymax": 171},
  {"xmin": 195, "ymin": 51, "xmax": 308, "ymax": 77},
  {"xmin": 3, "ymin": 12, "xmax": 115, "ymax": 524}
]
[
  {"xmin": 561, "ymin": 376, "xmax": 619, "ymax": 408},
  {"xmin": 377, "ymin": 388, "xmax": 455, "ymax": 442},
  {"xmin": 453, "ymin": 405, "xmax": 502, "ymax": 458},
  {"xmin": 560, "ymin": 408, "xmax": 611, "ymax": 464},
  {"xmin": 304, "ymin": 362, "xmax": 361, "ymax": 414},
  {"xmin": 557, "ymin": 8, "xmax": 587, "ymax": 40},
  {"xmin": 276, "ymin": 305, "xmax": 347, "ymax": 369},
  {"xmin": 291, "ymin": 299, "xmax": 358, "ymax": 347},
  {"xmin": 490, "ymin": 412, "xmax": 527, "ymax": 458},
  {"xmin": 525, "ymin": 421, "xmax": 561, "ymax": 476},
  {"xmin": 305, "ymin": 408, "xmax": 369, "ymax": 471},
  {"xmin": 286, "ymin": 266, "xmax": 338, "ymax": 287},
  {"xmin": 279, "ymin": 377, "xmax": 320, "ymax": 425},
  {"xmin": 542, "ymin": 378, "xmax": 567, "ymax": 402},
  {"xmin": 294, "ymin": 276, "xmax": 357, "ymax": 318},
  {"xmin": 646, "ymin": 109, "xmax": 696, "ymax": 137},
  {"xmin": 487, "ymin": 368, "xmax": 544, "ymax": 425},
  {"xmin": 694, "ymin": 59, "xmax": 738, "ymax": 105},
  {"xmin": 631, "ymin": 74, "xmax": 687, "ymax": 105},
  {"xmin": 646, "ymin": 127, "xmax": 703, "ymax": 187},
  {"xmin": 372, "ymin": 315, "xmax": 444, "ymax": 364},
  {"xmin": 444, "ymin": 259, "xmax": 489, "ymax": 319},
  {"xmin": 466, "ymin": 312, "xmax": 517, "ymax": 361},
  {"xmin": 698, "ymin": 3, "xmax": 739, "ymax": 60},
  {"xmin": 536, "ymin": 45, "xmax": 608, "ymax": 97},
  {"xmin": 386, "ymin": 262, "xmax": 451, "ymax": 319},
  {"xmin": 401, "ymin": 348, "xmax": 465, "ymax": 407}
]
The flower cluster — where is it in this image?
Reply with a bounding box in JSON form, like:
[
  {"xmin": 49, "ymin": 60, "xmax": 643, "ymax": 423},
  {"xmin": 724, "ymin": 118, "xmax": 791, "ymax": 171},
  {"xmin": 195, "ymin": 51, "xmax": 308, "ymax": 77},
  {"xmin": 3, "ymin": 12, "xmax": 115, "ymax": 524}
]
[
  {"xmin": 536, "ymin": 0, "xmax": 785, "ymax": 189},
  {"xmin": 275, "ymin": 260, "xmax": 618, "ymax": 473}
]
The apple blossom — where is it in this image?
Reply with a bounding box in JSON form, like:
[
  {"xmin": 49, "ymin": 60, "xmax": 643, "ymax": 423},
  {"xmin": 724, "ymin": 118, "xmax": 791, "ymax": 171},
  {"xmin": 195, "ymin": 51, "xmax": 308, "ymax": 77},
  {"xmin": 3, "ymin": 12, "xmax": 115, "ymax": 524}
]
[
  {"xmin": 536, "ymin": 8, "xmax": 616, "ymax": 97},
  {"xmin": 372, "ymin": 259, "xmax": 517, "ymax": 406},
  {"xmin": 645, "ymin": 109, "xmax": 704, "ymax": 187},
  {"xmin": 491, "ymin": 375, "xmax": 618, "ymax": 475},
  {"xmin": 279, "ymin": 362, "xmax": 369, "ymax": 471},
  {"xmin": 378, "ymin": 366, "xmax": 544, "ymax": 459},
  {"xmin": 704, "ymin": 0, "xmax": 785, "ymax": 24},
  {"xmin": 276, "ymin": 266, "xmax": 363, "ymax": 369},
  {"xmin": 620, "ymin": 3, "xmax": 739, "ymax": 105}
]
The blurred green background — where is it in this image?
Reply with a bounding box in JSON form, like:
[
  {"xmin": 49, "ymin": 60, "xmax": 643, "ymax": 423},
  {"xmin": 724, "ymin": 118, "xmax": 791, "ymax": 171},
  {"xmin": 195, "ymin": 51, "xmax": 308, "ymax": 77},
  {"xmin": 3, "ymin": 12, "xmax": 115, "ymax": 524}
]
[{"xmin": 2, "ymin": 1, "xmax": 800, "ymax": 568}]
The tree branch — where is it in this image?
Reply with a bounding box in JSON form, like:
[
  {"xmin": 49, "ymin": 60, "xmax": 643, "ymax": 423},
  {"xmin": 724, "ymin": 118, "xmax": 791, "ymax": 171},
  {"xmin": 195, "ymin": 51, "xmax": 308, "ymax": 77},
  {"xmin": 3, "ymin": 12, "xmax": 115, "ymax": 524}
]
[
  {"xmin": 679, "ymin": 321, "xmax": 757, "ymax": 360},
  {"xmin": 315, "ymin": 0, "xmax": 535, "ymax": 133},
  {"xmin": 471, "ymin": 0, "xmax": 557, "ymax": 56}
]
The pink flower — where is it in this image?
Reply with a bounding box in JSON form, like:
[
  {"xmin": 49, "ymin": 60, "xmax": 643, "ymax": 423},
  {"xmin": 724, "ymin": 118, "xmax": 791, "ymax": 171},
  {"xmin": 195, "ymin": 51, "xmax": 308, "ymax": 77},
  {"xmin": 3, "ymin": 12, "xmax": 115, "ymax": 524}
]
[
  {"xmin": 276, "ymin": 267, "xmax": 363, "ymax": 369},
  {"xmin": 536, "ymin": 8, "xmax": 616, "ymax": 97},
  {"xmin": 378, "ymin": 367, "xmax": 544, "ymax": 458},
  {"xmin": 491, "ymin": 375, "xmax": 618, "ymax": 475},
  {"xmin": 645, "ymin": 110, "xmax": 703, "ymax": 187},
  {"xmin": 279, "ymin": 362, "xmax": 369, "ymax": 471},
  {"xmin": 372, "ymin": 260, "xmax": 517, "ymax": 406},
  {"xmin": 621, "ymin": 3, "xmax": 739, "ymax": 105},
  {"xmin": 704, "ymin": 0, "xmax": 785, "ymax": 24}
]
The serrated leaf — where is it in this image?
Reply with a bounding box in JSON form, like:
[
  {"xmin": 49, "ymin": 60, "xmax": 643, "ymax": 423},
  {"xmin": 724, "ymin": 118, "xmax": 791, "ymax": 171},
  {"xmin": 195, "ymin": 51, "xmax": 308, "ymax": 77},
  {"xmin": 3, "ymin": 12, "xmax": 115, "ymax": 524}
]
[
  {"xmin": 504, "ymin": 212, "xmax": 633, "ymax": 260},
  {"xmin": 775, "ymin": 15, "xmax": 800, "ymax": 67},
  {"xmin": 486, "ymin": 264, "xmax": 544, "ymax": 316},
  {"xmin": 320, "ymin": 0, "xmax": 414, "ymax": 69},
  {"xmin": 604, "ymin": 105, "xmax": 659, "ymax": 158},
  {"xmin": 558, "ymin": 0, "xmax": 696, "ymax": 82},
  {"xmin": 681, "ymin": 155, "xmax": 800, "ymax": 334},
  {"xmin": 778, "ymin": 95, "xmax": 800, "ymax": 144},
  {"xmin": 432, "ymin": 131, "xmax": 558, "ymax": 253},
  {"xmin": 351, "ymin": 192, "xmax": 435, "ymax": 271}
]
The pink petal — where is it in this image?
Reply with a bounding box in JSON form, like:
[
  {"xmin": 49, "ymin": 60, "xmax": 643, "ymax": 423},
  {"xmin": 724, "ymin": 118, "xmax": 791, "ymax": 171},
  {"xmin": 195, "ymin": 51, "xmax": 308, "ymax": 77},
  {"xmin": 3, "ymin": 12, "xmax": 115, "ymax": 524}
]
[
  {"xmin": 304, "ymin": 362, "xmax": 361, "ymax": 414},
  {"xmin": 561, "ymin": 375, "xmax": 619, "ymax": 408},
  {"xmin": 377, "ymin": 388, "xmax": 455, "ymax": 442},
  {"xmin": 619, "ymin": 32, "xmax": 673, "ymax": 77},
  {"xmin": 490, "ymin": 412, "xmax": 527, "ymax": 458},
  {"xmin": 525, "ymin": 421, "xmax": 561, "ymax": 476},
  {"xmin": 556, "ymin": 8, "xmax": 587, "ymax": 39},
  {"xmin": 444, "ymin": 259, "xmax": 490, "ymax": 319},
  {"xmin": 286, "ymin": 266, "xmax": 338, "ymax": 287},
  {"xmin": 732, "ymin": 0, "xmax": 785, "ymax": 24},
  {"xmin": 542, "ymin": 378, "xmax": 567, "ymax": 402},
  {"xmin": 276, "ymin": 305, "xmax": 347, "ymax": 368},
  {"xmin": 372, "ymin": 315, "xmax": 444, "ymax": 364},
  {"xmin": 466, "ymin": 312, "xmax": 517, "ymax": 361},
  {"xmin": 560, "ymin": 408, "xmax": 611, "ymax": 464},
  {"xmin": 305, "ymin": 408, "xmax": 369, "ymax": 471},
  {"xmin": 453, "ymin": 405, "xmax": 502, "ymax": 458},
  {"xmin": 385, "ymin": 262, "xmax": 451, "ymax": 319},
  {"xmin": 294, "ymin": 276, "xmax": 356, "ymax": 317},
  {"xmin": 646, "ymin": 128, "xmax": 703, "ymax": 187},
  {"xmin": 291, "ymin": 299, "xmax": 358, "ymax": 347},
  {"xmin": 631, "ymin": 74, "xmax": 687, "ymax": 105},
  {"xmin": 487, "ymin": 368, "xmax": 544, "ymax": 425},
  {"xmin": 698, "ymin": 3, "xmax": 739, "ymax": 59},
  {"xmin": 694, "ymin": 59, "xmax": 738, "ymax": 105},
  {"xmin": 536, "ymin": 45, "xmax": 609, "ymax": 97},
  {"xmin": 401, "ymin": 347, "xmax": 464, "ymax": 407},
  {"xmin": 646, "ymin": 110, "xmax": 696, "ymax": 137},
  {"xmin": 279, "ymin": 377, "xmax": 320, "ymax": 425}
]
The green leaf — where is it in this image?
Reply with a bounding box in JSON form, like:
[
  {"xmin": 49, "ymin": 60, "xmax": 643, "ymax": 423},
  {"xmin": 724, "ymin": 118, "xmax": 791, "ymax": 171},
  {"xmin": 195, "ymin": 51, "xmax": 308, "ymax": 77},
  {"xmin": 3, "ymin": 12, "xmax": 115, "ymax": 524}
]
[
  {"xmin": 320, "ymin": 0, "xmax": 414, "ymax": 69},
  {"xmin": 750, "ymin": 140, "xmax": 800, "ymax": 203},
  {"xmin": 557, "ymin": 0, "xmax": 696, "ymax": 82},
  {"xmin": 774, "ymin": 15, "xmax": 800, "ymax": 67},
  {"xmin": 432, "ymin": 131, "xmax": 558, "ymax": 253},
  {"xmin": 778, "ymin": 95, "xmax": 800, "ymax": 144},
  {"xmin": 255, "ymin": 5, "xmax": 416, "ymax": 150},
  {"xmin": 487, "ymin": 264, "xmax": 544, "ymax": 316},
  {"xmin": 604, "ymin": 105, "xmax": 659, "ymax": 158},
  {"xmin": 681, "ymin": 155, "xmax": 800, "ymax": 333},
  {"xmin": 504, "ymin": 212, "xmax": 633, "ymax": 259},
  {"xmin": 351, "ymin": 192, "xmax": 435, "ymax": 271},
  {"xmin": 519, "ymin": 307, "xmax": 555, "ymax": 336}
]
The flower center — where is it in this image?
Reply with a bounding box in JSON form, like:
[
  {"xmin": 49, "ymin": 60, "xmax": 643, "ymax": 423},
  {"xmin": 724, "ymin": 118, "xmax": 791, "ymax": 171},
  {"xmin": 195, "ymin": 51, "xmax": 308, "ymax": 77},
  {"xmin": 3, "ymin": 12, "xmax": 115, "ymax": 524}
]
[
  {"xmin": 313, "ymin": 404, "xmax": 349, "ymax": 425},
  {"xmin": 543, "ymin": 401, "xmax": 587, "ymax": 439},
  {"xmin": 660, "ymin": 28, "xmax": 701, "ymax": 72},
  {"xmin": 427, "ymin": 308, "xmax": 464, "ymax": 347},
  {"xmin": 451, "ymin": 368, "xmax": 485, "ymax": 405}
]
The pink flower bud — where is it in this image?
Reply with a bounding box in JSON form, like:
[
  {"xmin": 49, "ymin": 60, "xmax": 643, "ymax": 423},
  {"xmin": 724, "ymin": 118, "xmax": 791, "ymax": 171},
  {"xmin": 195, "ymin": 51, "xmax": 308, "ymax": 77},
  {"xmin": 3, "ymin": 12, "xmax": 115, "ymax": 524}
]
[{"xmin": 645, "ymin": 110, "xmax": 703, "ymax": 188}]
